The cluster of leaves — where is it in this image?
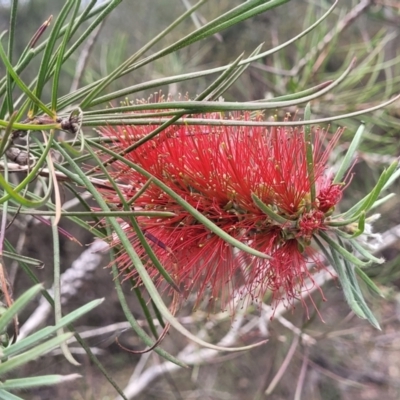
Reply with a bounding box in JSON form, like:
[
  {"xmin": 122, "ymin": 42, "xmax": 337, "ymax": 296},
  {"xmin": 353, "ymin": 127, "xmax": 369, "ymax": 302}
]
[{"xmin": 0, "ymin": 284, "xmax": 101, "ymax": 399}]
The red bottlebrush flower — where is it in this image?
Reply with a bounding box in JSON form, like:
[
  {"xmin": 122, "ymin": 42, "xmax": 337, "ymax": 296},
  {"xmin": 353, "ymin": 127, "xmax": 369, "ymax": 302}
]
[{"xmin": 99, "ymin": 110, "xmax": 345, "ymax": 311}]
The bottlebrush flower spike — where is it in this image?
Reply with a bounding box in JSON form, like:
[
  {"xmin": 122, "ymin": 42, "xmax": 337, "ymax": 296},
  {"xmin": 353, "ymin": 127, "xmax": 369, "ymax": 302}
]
[{"xmin": 99, "ymin": 109, "xmax": 352, "ymax": 314}]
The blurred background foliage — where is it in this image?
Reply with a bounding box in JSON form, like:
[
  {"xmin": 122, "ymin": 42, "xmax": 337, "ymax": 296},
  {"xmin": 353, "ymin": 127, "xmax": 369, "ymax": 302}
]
[{"xmin": 1, "ymin": 0, "xmax": 400, "ymax": 399}]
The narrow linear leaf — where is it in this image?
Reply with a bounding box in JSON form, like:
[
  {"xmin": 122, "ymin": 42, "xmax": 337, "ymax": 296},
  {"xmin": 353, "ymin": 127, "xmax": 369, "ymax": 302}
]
[
  {"xmin": 0, "ymin": 284, "xmax": 43, "ymax": 334},
  {"xmin": 303, "ymin": 102, "xmax": 315, "ymax": 203},
  {"xmin": 354, "ymin": 266, "xmax": 383, "ymax": 297},
  {"xmin": 345, "ymin": 160, "xmax": 399, "ymax": 218},
  {"xmin": 0, "ymin": 374, "xmax": 81, "ymax": 390},
  {"xmin": 0, "ymin": 389, "xmax": 24, "ymax": 400},
  {"xmin": 4, "ymin": 299, "xmax": 103, "ymax": 358},
  {"xmin": 0, "ymin": 33, "xmax": 54, "ymax": 117},
  {"xmin": 342, "ymin": 257, "xmax": 380, "ymax": 329},
  {"xmin": 330, "ymin": 246, "xmax": 366, "ymax": 319},
  {"xmin": 1, "ymin": 241, "xmax": 126, "ymax": 399},
  {"xmin": 4, "ymin": 0, "xmax": 18, "ymax": 116},
  {"xmin": 326, "ymin": 213, "xmax": 361, "ymax": 227},
  {"xmin": 84, "ymin": 58, "xmax": 357, "ymax": 116},
  {"xmin": 349, "ymin": 239, "xmax": 385, "ymax": 264},
  {"xmin": 79, "ymin": 0, "xmax": 205, "ymax": 108},
  {"xmin": 9, "ymin": 210, "xmax": 175, "ymax": 218},
  {"xmin": 1, "ymin": 250, "xmax": 43, "ymax": 266},
  {"xmin": 51, "ymin": 0, "xmax": 81, "ymax": 111},
  {"xmin": 252, "ymin": 193, "xmax": 294, "ymax": 225},
  {"xmin": 51, "ymin": 214, "xmax": 79, "ymax": 366},
  {"xmin": 0, "ymin": 167, "xmax": 53, "ymax": 208},
  {"xmin": 82, "ymin": 92, "xmax": 400, "ymax": 128},
  {"xmin": 0, "ymin": 333, "xmax": 73, "ymax": 375},
  {"xmin": 34, "ymin": 0, "xmax": 77, "ymax": 113},
  {"xmin": 318, "ymin": 231, "xmax": 371, "ymax": 267},
  {"xmin": 334, "ymin": 123, "xmax": 365, "ymax": 184},
  {"xmin": 56, "ymin": 0, "xmax": 337, "ymax": 110}
]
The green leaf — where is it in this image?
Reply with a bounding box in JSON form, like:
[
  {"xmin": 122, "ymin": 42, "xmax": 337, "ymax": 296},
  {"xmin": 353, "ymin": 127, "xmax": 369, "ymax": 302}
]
[
  {"xmin": 334, "ymin": 123, "xmax": 365, "ymax": 184},
  {"xmin": 345, "ymin": 160, "xmax": 399, "ymax": 218},
  {"xmin": 1, "ymin": 250, "xmax": 43, "ymax": 267},
  {"xmin": 315, "ymin": 234, "xmax": 380, "ymax": 329},
  {"xmin": 133, "ymin": 284, "xmax": 161, "ymax": 339},
  {"xmin": 33, "ymin": 0, "xmax": 78, "ymax": 114},
  {"xmin": 81, "ymin": 92, "xmax": 400, "ymax": 128},
  {"xmin": 0, "ymin": 0, "xmax": 112, "ymax": 102},
  {"xmin": 5, "ymin": 209, "xmax": 175, "ymax": 218},
  {"xmin": 348, "ymin": 239, "xmax": 384, "ymax": 264},
  {"xmin": 369, "ymin": 193, "xmax": 395, "ymax": 210},
  {"xmin": 0, "ymin": 333, "xmax": 73, "ymax": 376},
  {"xmin": 329, "ymin": 247, "xmax": 366, "ymax": 319},
  {"xmin": 0, "ymin": 119, "xmax": 59, "ymax": 131},
  {"xmin": 209, "ymin": 45, "xmax": 263, "ymax": 99},
  {"xmin": 332, "ymin": 213, "xmax": 366, "ymax": 239},
  {"xmin": 53, "ymin": 144, "xmax": 188, "ymax": 366},
  {"xmin": 87, "ymin": 46, "xmax": 259, "ymax": 166},
  {"xmin": 0, "ymin": 33, "xmax": 53, "ymax": 118},
  {"xmin": 51, "ymin": 0, "xmax": 81, "ymax": 112},
  {"xmin": 83, "ymin": 59, "xmax": 357, "ymax": 119},
  {"xmin": 0, "ymin": 168, "xmax": 53, "ymax": 208},
  {"xmin": 51, "ymin": 211, "xmax": 79, "ymax": 366},
  {"xmin": 0, "ymin": 284, "xmax": 43, "ymax": 335},
  {"xmin": 84, "ymin": 0, "xmax": 339, "ymax": 108},
  {"xmin": 0, "ymin": 389, "xmax": 24, "ymax": 400},
  {"xmin": 325, "ymin": 213, "xmax": 361, "ymax": 227},
  {"xmin": 318, "ymin": 231, "xmax": 371, "ymax": 267},
  {"xmin": 4, "ymin": 0, "xmax": 18, "ymax": 117},
  {"xmin": 52, "ymin": 0, "xmax": 338, "ymax": 111},
  {"xmin": 3, "ymin": 299, "xmax": 103, "ymax": 358},
  {"xmin": 3, "ymin": 299, "xmax": 104, "ymax": 357},
  {"xmin": 342, "ymin": 257, "xmax": 380, "ymax": 329},
  {"xmin": 79, "ymin": 0, "xmax": 206, "ymax": 108},
  {"xmin": 60, "ymin": 0, "xmax": 122, "ymax": 69},
  {"xmin": 381, "ymin": 162, "xmax": 400, "ymax": 192},
  {"xmin": 354, "ymin": 266, "xmax": 383, "ymax": 297},
  {"xmin": 110, "ymin": 252, "xmax": 186, "ymax": 367},
  {"xmin": 198, "ymin": 52, "xmax": 245, "ymax": 100},
  {"xmin": 0, "ymin": 374, "xmax": 81, "ymax": 390},
  {"xmin": 251, "ymin": 193, "xmax": 294, "ymax": 225},
  {"xmin": 362, "ymin": 161, "xmax": 398, "ymax": 212},
  {"xmin": 303, "ymin": 102, "xmax": 315, "ymax": 204}
]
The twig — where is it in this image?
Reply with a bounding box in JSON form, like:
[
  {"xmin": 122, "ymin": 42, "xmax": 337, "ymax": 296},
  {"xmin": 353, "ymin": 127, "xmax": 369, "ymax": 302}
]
[
  {"xmin": 274, "ymin": 312, "xmax": 317, "ymax": 346},
  {"xmin": 265, "ymin": 335, "xmax": 300, "ymax": 395},
  {"xmin": 294, "ymin": 346, "xmax": 310, "ymax": 400}
]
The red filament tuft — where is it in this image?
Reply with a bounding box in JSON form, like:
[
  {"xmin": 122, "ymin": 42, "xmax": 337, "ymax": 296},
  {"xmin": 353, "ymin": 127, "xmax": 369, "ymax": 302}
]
[{"xmin": 99, "ymin": 110, "xmax": 345, "ymax": 311}]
